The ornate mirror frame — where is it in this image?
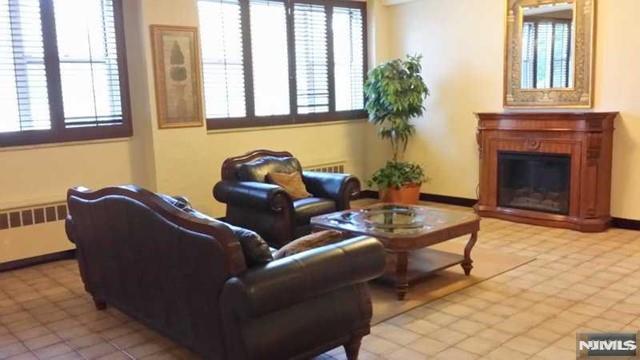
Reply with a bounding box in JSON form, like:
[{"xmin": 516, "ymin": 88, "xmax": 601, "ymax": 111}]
[{"xmin": 504, "ymin": 0, "xmax": 596, "ymax": 108}]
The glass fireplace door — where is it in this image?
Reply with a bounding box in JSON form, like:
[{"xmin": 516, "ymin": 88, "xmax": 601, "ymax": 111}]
[{"xmin": 498, "ymin": 152, "xmax": 571, "ymax": 215}]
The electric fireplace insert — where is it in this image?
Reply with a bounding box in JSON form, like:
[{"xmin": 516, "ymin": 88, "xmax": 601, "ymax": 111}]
[{"xmin": 498, "ymin": 151, "xmax": 571, "ymax": 215}]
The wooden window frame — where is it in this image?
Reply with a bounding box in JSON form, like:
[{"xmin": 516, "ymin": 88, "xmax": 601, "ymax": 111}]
[
  {"xmin": 0, "ymin": 0, "xmax": 132, "ymax": 148},
  {"xmin": 205, "ymin": 0, "xmax": 367, "ymax": 131}
]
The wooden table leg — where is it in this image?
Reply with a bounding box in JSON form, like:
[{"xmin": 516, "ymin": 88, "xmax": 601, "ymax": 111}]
[
  {"xmin": 461, "ymin": 231, "xmax": 478, "ymax": 276},
  {"xmin": 395, "ymin": 252, "xmax": 409, "ymax": 300}
]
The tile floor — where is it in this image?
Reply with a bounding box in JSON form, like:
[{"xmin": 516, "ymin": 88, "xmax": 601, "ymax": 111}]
[{"xmin": 1, "ymin": 202, "xmax": 640, "ymax": 359}]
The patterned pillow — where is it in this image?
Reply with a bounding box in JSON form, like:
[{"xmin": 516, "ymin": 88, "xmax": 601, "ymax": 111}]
[
  {"xmin": 273, "ymin": 230, "xmax": 344, "ymax": 259},
  {"xmin": 267, "ymin": 171, "xmax": 312, "ymax": 200},
  {"xmin": 159, "ymin": 194, "xmax": 273, "ymax": 267}
]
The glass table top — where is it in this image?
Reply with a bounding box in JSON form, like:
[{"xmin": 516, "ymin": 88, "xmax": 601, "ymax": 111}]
[{"xmin": 313, "ymin": 203, "xmax": 478, "ymax": 237}]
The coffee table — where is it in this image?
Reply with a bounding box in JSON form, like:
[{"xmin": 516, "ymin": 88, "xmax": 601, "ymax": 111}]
[{"xmin": 311, "ymin": 203, "xmax": 480, "ymax": 300}]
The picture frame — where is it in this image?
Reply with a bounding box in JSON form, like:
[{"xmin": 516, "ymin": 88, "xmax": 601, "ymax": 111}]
[{"xmin": 150, "ymin": 25, "xmax": 204, "ymax": 129}]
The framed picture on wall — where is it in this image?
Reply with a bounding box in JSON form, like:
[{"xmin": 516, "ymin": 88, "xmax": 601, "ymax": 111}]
[{"xmin": 150, "ymin": 25, "xmax": 204, "ymax": 129}]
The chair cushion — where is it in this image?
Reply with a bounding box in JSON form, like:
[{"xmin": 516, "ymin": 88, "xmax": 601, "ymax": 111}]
[
  {"xmin": 273, "ymin": 230, "xmax": 344, "ymax": 259},
  {"xmin": 294, "ymin": 197, "xmax": 336, "ymax": 225},
  {"xmin": 236, "ymin": 156, "xmax": 302, "ymax": 182},
  {"xmin": 267, "ymin": 171, "xmax": 312, "ymax": 200}
]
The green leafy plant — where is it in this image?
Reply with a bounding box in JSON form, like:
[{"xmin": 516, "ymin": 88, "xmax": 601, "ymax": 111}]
[
  {"xmin": 367, "ymin": 161, "xmax": 426, "ymax": 189},
  {"xmin": 364, "ymin": 54, "xmax": 429, "ymax": 188}
]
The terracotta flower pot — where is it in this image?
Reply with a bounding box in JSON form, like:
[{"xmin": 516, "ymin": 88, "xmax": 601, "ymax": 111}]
[{"xmin": 379, "ymin": 183, "xmax": 421, "ymax": 204}]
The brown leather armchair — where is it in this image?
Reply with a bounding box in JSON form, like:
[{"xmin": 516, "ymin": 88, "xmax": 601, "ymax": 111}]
[
  {"xmin": 66, "ymin": 185, "xmax": 384, "ymax": 360},
  {"xmin": 214, "ymin": 150, "xmax": 361, "ymax": 248}
]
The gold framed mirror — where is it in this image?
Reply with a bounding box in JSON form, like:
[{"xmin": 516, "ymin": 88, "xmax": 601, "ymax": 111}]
[{"xmin": 504, "ymin": 0, "xmax": 595, "ymax": 108}]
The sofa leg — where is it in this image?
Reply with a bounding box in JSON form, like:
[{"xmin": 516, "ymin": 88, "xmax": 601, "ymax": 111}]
[
  {"xmin": 93, "ymin": 297, "xmax": 107, "ymax": 310},
  {"xmin": 344, "ymin": 336, "xmax": 362, "ymax": 360}
]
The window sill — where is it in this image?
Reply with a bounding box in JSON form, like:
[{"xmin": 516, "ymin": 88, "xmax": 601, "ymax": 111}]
[
  {"xmin": 207, "ymin": 117, "xmax": 366, "ymax": 134},
  {"xmin": 0, "ymin": 125, "xmax": 132, "ymax": 149},
  {"xmin": 206, "ymin": 110, "xmax": 367, "ymax": 131},
  {"xmin": 0, "ymin": 135, "xmax": 131, "ymax": 153}
]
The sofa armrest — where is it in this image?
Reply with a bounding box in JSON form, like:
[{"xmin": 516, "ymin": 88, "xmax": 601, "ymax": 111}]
[
  {"xmin": 213, "ymin": 181, "xmax": 291, "ymax": 212},
  {"xmin": 302, "ymin": 171, "xmax": 361, "ymax": 209},
  {"xmin": 222, "ymin": 236, "xmax": 385, "ymax": 318}
]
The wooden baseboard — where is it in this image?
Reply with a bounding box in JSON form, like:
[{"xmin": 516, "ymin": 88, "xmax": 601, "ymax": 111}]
[
  {"xmin": 418, "ymin": 193, "xmax": 478, "ymax": 207},
  {"xmin": 611, "ymin": 217, "xmax": 640, "ymax": 231},
  {"xmin": 357, "ymin": 190, "xmax": 379, "ymax": 199},
  {"xmin": 0, "ymin": 249, "xmax": 76, "ymax": 272}
]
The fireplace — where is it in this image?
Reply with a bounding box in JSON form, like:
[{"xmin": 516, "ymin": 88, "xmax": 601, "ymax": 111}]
[
  {"xmin": 498, "ymin": 152, "xmax": 570, "ymax": 215},
  {"xmin": 476, "ymin": 112, "xmax": 617, "ymax": 232}
]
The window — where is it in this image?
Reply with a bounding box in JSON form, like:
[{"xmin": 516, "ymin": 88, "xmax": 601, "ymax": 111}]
[
  {"xmin": 0, "ymin": 0, "xmax": 130, "ymax": 147},
  {"xmin": 198, "ymin": 0, "xmax": 367, "ymax": 130},
  {"xmin": 521, "ymin": 19, "xmax": 572, "ymax": 89}
]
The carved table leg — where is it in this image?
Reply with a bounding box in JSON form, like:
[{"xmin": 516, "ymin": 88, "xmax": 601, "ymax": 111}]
[
  {"xmin": 395, "ymin": 252, "xmax": 409, "ymax": 300},
  {"xmin": 461, "ymin": 232, "xmax": 478, "ymax": 276}
]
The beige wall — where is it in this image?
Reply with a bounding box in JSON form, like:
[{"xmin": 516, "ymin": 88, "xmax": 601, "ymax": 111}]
[
  {"xmin": 0, "ymin": 140, "xmax": 135, "ymax": 262},
  {"xmin": 379, "ymin": 0, "xmax": 640, "ymax": 220}
]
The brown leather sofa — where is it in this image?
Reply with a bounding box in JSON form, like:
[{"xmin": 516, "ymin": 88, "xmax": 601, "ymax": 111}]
[
  {"xmin": 214, "ymin": 150, "xmax": 361, "ymax": 248},
  {"xmin": 65, "ymin": 185, "xmax": 384, "ymax": 360}
]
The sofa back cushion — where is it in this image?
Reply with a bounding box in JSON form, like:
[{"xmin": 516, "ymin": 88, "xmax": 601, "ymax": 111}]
[{"xmin": 236, "ymin": 156, "xmax": 302, "ymax": 182}]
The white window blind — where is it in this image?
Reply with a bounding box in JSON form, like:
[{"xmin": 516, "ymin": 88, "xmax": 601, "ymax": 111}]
[
  {"xmin": 250, "ymin": 0, "xmax": 289, "ymax": 117},
  {"xmin": 198, "ymin": 0, "xmax": 246, "ymax": 119},
  {"xmin": 0, "ymin": 0, "xmax": 50, "ymax": 133},
  {"xmin": 521, "ymin": 20, "xmax": 572, "ymax": 89},
  {"xmin": 333, "ymin": 6, "xmax": 364, "ymax": 112},
  {"xmin": 198, "ymin": 0, "xmax": 367, "ymax": 129},
  {"xmin": 54, "ymin": 0, "xmax": 123, "ymax": 128},
  {"xmin": 552, "ymin": 21, "xmax": 570, "ymax": 88},
  {"xmin": 521, "ymin": 22, "xmax": 535, "ymax": 89},
  {"xmin": 294, "ymin": 3, "xmax": 328, "ymax": 114},
  {"xmin": 535, "ymin": 22, "xmax": 553, "ymax": 88}
]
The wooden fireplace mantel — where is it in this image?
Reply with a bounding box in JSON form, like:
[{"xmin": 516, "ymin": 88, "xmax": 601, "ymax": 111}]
[{"xmin": 475, "ymin": 112, "xmax": 618, "ymax": 232}]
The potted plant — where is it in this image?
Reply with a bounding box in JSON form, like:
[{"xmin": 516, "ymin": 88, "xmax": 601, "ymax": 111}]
[{"xmin": 364, "ymin": 55, "xmax": 429, "ymax": 204}]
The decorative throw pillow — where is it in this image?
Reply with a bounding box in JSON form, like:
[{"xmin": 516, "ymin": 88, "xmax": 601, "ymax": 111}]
[
  {"xmin": 224, "ymin": 223, "xmax": 274, "ymax": 267},
  {"xmin": 273, "ymin": 230, "xmax": 344, "ymax": 259},
  {"xmin": 267, "ymin": 171, "xmax": 312, "ymax": 200},
  {"xmin": 160, "ymin": 195, "xmax": 273, "ymax": 267}
]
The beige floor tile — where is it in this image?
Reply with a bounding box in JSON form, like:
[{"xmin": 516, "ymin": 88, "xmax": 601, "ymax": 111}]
[
  {"xmin": 502, "ymin": 335, "xmax": 547, "ymax": 355},
  {"xmin": 483, "ymin": 346, "xmax": 529, "ymax": 360},
  {"xmin": 361, "ymin": 335, "xmax": 401, "ymax": 355},
  {"xmin": 421, "ymin": 311, "xmax": 459, "ymax": 327},
  {"xmin": 371, "ymin": 323, "xmax": 421, "ymax": 346},
  {"xmin": 427, "ymin": 327, "xmax": 468, "ymax": 346},
  {"xmin": 399, "ymin": 318, "xmax": 440, "ymax": 336},
  {"xmin": 457, "ymin": 336, "xmax": 502, "ymax": 355},
  {"xmin": 386, "ymin": 347, "xmax": 427, "ymax": 360},
  {"xmin": 536, "ymin": 346, "xmax": 575, "ymax": 360},
  {"xmin": 407, "ymin": 336, "xmax": 449, "ymax": 356},
  {"xmin": 475, "ymin": 328, "xmax": 513, "ymax": 344},
  {"xmin": 448, "ymin": 319, "xmax": 487, "ymax": 336},
  {"xmin": 434, "ymin": 347, "xmax": 479, "ymax": 360}
]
